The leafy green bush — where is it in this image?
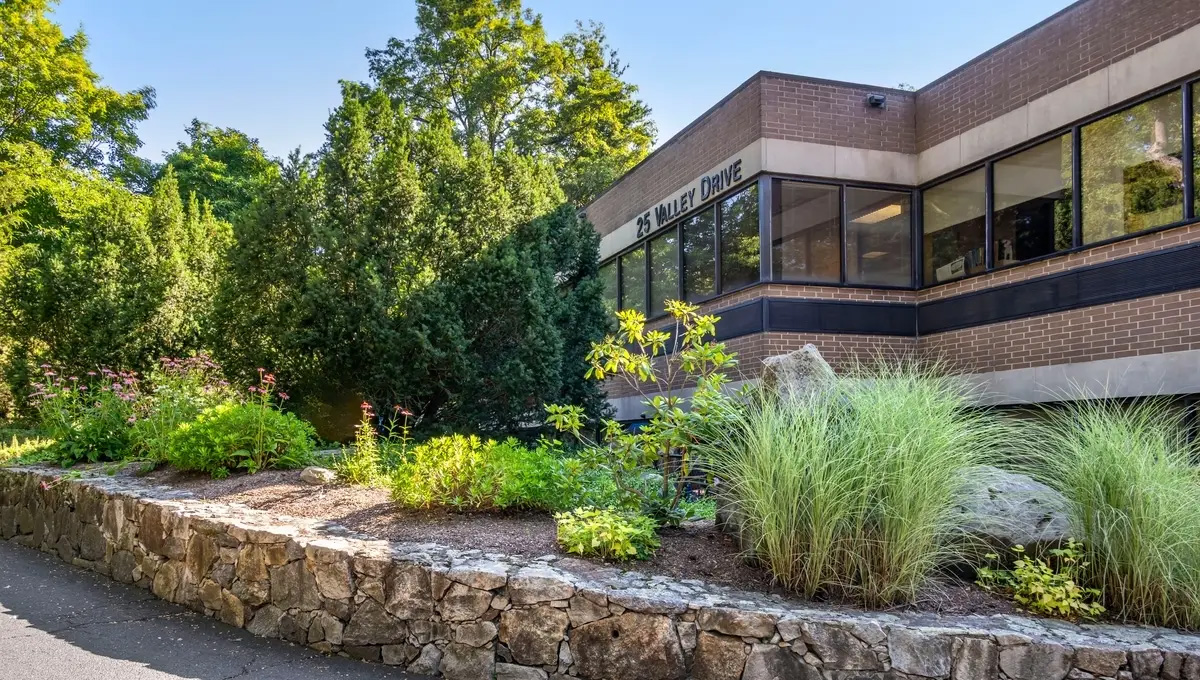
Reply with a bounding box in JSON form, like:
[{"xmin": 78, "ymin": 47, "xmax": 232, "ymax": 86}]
[
  {"xmin": 131, "ymin": 355, "xmax": 235, "ymax": 463},
  {"xmin": 555, "ymin": 507, "xmax": 659, "ymax": 560},
  {"xmin": 1020, "ymin": 399, "xmax": 1200, "ymax": 628},
  {"xmin": 32, "ymin": 367, "xmax": 140, "ymax": 465},
  {"xmin": 547, "ymin": 300, "xmax": 739, "ymax": 525},
  {"xmin": 166, "ymin": 402, "xmax": 315, "ymax": 477},
  {"xmin": 977, "ymin": 540, "xmax": 1105, "ymax": 620},
  {"xmin": 700, "ymin": 360, "xmax": 1009, "ymax": 607},
  {"xmin": 389, "ymin": 435, "xmax": 610, "ymax": 511}
]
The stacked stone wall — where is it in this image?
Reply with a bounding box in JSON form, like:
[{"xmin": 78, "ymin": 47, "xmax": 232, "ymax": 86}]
[{"xmin": 2, "ymin": 466, "xmax": 1199, "ymax": 680}]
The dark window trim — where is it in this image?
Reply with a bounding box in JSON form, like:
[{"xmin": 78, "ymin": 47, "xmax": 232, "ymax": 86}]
[
  {"xmin": 917, "ymin": 76, "xmax": 1199, "ymax": 290},
  {"xmin": 1185, "ymin": 80, "xmax": 1195, "ymax": 222}
]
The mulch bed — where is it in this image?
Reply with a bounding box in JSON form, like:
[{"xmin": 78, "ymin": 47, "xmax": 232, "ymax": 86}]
[{"xmin": 135, "ymin": 466, "xmax": 1018, "ymax": 618}]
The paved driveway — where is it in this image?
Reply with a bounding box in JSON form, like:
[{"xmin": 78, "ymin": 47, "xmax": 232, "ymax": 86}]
[{"xmin": 0, "ymin": 540, "xmax": 421, "ymax": 679}]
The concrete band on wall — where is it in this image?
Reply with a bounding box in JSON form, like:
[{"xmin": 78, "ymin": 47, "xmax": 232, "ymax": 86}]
[{"xmin": 3, "ymin": 466, "xmax": 1200, "ymax": 680}]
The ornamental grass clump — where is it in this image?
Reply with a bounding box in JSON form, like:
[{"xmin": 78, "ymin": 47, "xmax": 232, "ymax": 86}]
[
  {"xmin": 701, "ymin": 359, "xmax": 1009, "ymax": 608},
  {"xmin": 1019, "ymin": 398, "xmax": 1200, "ymax": 629}
]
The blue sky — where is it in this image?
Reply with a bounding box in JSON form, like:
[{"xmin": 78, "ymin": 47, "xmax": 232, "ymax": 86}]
[{"xmin": 51, "ymin": 0, "xmax": 1076, "ymax": 161}]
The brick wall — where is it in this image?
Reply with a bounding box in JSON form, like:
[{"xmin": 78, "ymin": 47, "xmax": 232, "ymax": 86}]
[
  {"xmin": 920, "ymin": 289, "xmax": 1200, "ymax": 374},
  {"xmin": 915, "ymin": 0, "xmax": 1200, "ymax": 150},
  {"xmin": 760, "ymin": 74, "xmax": 917, "ymax": 154},
  {"xmin": 584, "ymin": 76, "xmax": 762, "ymax": 238}
]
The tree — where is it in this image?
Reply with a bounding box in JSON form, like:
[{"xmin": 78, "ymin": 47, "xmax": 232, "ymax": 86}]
[
  {"xmin": 0, "ymin": 0, "xmax": 155, "ymax": 182},
  {"xmin": 366, "ymin": 0, "xmax": 655, "ymax": 205},
  {"xmin": 163, "ymin": 120, "xmax": 279, "ymax": 221}
]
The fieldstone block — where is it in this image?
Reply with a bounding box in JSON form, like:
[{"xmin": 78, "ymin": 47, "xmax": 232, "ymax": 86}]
[
  {"xmin": 1074, "ymin": 647, "xmax": 1126, "ymax": 677},
  {"xmin": 440, "ymin": 582, "xmax": 493, "ymax": 622},
  {"xmin": 697, "ymin": 607, "xmax": 778, "ymax": 638},
  {"xmin": 456, "ymin": 620, "xmax": 498, "ymax": 648},
  {"xmin": 499, "ymin": 605, "xmax": 569, "ymax": 666},
  {"xmin": 801, "ymin": 622, "xmax": 882, "ymax": 671},
  {"xmin": 692, "ymin": 631, "xmax": 747, "ymax": 680},
  {"xmin": 572, "ymin": 613, "xmax": 685, "ymax": 680},
  {"xmin": 386, "ymin": 563, "xmax": 434, "ymax": 619},
  {"xmin": 999, "ymin": 643, "xmax": 1072, "ymax": 680},
  {"xmin": 509, "ymin": 567, "xmax": 574, "ymax": 605},
  {"xmin": 888, "ymin": 628, "xmax": 952, "ymax": 678},
  {"xmin": 496, "ymin": 662, "xmax": 548, "ymax": 680},
  {"xmin": 442, "ymin": 642, "xmax": 495, "ymax": 680},
  {"xmin": 343, "ymin": 600, "xmax": 406, "ymax": 646},
  {"xmin": 568, "ymin": 593, "xmax": 608, "ymax": 626},
  {"xmin": 448, "ymin": 561, "xmax": 509, "ymax": 590},
  {"xmin": 268, "ymin": 559, "xmax": 322, "ymax": 611},
  {"xmin": 953, "ymin": 638, "xmax": 999, "ymax": 680},
  {"xmin": 407, "ymin": 643, "xmax": 444, "ymax": 675},
  {"xmin": 742, "ymin": 643, "xmax": 817, "ymax": 680},
  {"xmin": 247, "ymin": 604, "xmax": 285, "ymax": 638}
]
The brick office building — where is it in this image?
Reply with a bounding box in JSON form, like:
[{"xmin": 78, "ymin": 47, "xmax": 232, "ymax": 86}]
[{"xmin": 583, "ymin": 0, "xmax": 1200, "ymax": 419}]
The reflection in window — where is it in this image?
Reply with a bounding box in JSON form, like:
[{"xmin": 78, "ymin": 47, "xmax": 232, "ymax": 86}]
[
  {"xmin": 993, "ymin": 135, "xmax": 1074, "ymax": 265},
  {"xmin": 648, "ymin": 229, "xmax": 679, "ymax": 317},
  {"xmin": 923, "ymin": 169, "xmax": 986, "ymax": 284},
  {"xmin": 598, "ymin": 261, "xmax": 618, "ymax": 313},
  {"xmin": 846, "ymin": 188, "xmax": 911, "ymax": 286},
  {"xmin": 1082, "ymin": 91, "xmax": 1184, "ymax": 244},
  {"xmin": 720, "ymin": 185, "xmax": 760, "ymax": 291},
  {"xmin": 682, "ymin": 208, "xmax": 716, "ymax": 302},
  {"xmin": 772, "ymin": 181, "xmax": 840, "ymax": 283},
  {"xmin": 619, "ymin": 246, "xmax": 646, "ymax": 314}
]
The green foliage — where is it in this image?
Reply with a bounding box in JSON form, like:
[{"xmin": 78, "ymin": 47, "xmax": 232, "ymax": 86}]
[
  {"xmin": 1017, "ymin": 398, "xmax": 1200, "ymax": 629},
  {"xmin": 130, "ymin": 355, "xmax": 235, "ymax": 463},
  {"xmin": 977, "ymin": 541, "xmax": 1106, "ymax": 620},
  {"xmin": 366, "ymin": 0, "xmax": 655, "ymax": 204},
  {"xmin": 698, "ymin": 360, "xmax": 1009, "ymax": 607},
  {"xmin": 32, "ymin": 367, "xmax": 139, "ymax": 466},
  {"xmin": 335, "ymin": 402, "xmax": 414, "ymax": 486},
  {"xmin": 0, "ymin": 430, "xmax": 55, "ymax": 465},
  {"xmin": 0, "ymin": 0, "xmax": 155, "ymax": 181},
  {"xmin": 547, "ymin": 300, "xmax": 738, "ymax": 525},
  {"xmin": 163, "ymin": 120, "xmax": 279, "ymax": 221},
  {"xmin": 554, "ymin": 507, "xmax": 659, "ymax": 560},
  {"xmin": 389, "ymin": 434, "xmax": 606, "ymax": 511},
  {"xmin": 166, "ymin": 401, "xmax": 315, "ymax": 478}
]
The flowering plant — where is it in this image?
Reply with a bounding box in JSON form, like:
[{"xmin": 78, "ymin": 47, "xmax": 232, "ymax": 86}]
[
  {"xmin": 32, "ymin": 366, "xmax": 140, "ymax": 465},
  {"xmin": 131, "ymin": 355, "xmax": 236, "ymax": 462}
]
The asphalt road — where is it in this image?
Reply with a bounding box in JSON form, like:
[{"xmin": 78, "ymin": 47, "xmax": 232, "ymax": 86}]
[{"xmin": 0, "ymin": 540, "xmax": 421, "ymax": 680}]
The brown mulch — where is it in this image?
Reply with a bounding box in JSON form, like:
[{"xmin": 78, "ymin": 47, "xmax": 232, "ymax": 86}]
[{"xmin": 135, "ymin": 466, "xmax": 1018, "ymax": 618}]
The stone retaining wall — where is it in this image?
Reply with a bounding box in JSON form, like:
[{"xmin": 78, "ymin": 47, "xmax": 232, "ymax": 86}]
[{"xmin": 2, "ymin": 466, "xmax": 1199, "ymax": 680}]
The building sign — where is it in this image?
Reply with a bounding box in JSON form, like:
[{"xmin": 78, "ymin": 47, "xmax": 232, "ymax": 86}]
[{"xmin": 634, "ymin": 158, "xmax": 747, "ymax": 238}]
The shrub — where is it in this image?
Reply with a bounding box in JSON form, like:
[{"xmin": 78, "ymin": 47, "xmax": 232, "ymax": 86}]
[
  {"xmin": 131, "ymin": 355, "xmax": 235, "ymax": 462},
  {"xmin": 166, "ymin": 374, "xmax": 314, "ymax": 478},
  {"xmin": 699, "ymin": 359, "xmax": 1009, "ymax": 607},
  {"xmin": 336, "ymin": 402, "xmax": 416, "ymax": 486},
  {"xmin": 555, "ymin": 507, "xmax": 659, "ymax": 560},
  {"xmin": 547, "ymin": 300, "xmax": 739, "ymax": 525},
  {"xmin": 390, "ymin": 435, "xmax": 609, "ymax": 511},
  {"xmin": 32, "ymin": 367, "xmax": 140, "ymax": 465},
  {"xmin": 1020, "ymin": 399, "xmax": 1200, "ymax": 629},
  {"xmin": 977, "ymin": 541, "xmax": 1105, "ymax": 620}
]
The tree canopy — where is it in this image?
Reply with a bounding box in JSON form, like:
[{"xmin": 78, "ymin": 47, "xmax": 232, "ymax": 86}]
[
  {"xmin": 162, "ymin": 120, "xmax": 279, "ymax": 221},
  {"xmin": 367, "ymin": 0, "xmax": 655, "ymax": 204}
]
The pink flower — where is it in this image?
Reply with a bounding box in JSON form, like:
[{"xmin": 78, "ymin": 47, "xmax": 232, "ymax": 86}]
[
  {"xmin": 86, "ymin": 371, "xmax": 96, "ymax": 377},
  {"xmin": 278, "ymin": 392, "xmax": 290, "ymax": 401}
]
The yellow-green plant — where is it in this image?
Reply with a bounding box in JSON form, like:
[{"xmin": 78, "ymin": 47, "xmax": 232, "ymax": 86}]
[
  {"xmin": 555, "ymin": 507, "xmax": 659, "ymax": 560},
  {"xmin": 978, "ymin": 541, "xmax": 1106, "ymax": 620},
  {"xmin": 546, "ymin": 300, "xmax": 738, "ymax": 525}
]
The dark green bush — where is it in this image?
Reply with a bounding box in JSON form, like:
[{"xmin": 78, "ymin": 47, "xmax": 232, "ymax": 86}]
[{"xmin": 166, "ymin": 402, "xmax": 315, "ymax": 477}]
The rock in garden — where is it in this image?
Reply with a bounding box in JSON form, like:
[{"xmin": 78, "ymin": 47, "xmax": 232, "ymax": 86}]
[
  {"xmin": 761, "ymin": 344, "xmax": 836, "ymax": 401},
  {"xmin": 572, "ymin": 612, "xmax": 686, "ymax": 680},
  {"xmin": 300, "ymin": 466, "xmax": 337, "ymax": 485},
  {"xmin": 954, "ymin": 465, "xmax": 1071, "ymax": 554},
  {"xmin": 500, "ymin": 606, "xmax": 569, "ymax": 666}
]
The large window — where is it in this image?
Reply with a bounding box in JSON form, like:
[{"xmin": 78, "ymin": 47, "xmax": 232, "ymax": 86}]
[
  {"xmin": 993, "ymin": 135, "xmax": 1074, "ymax": 265},
  {"xmin": 719, "ymin": 185, "xmax": 760, "ymax": 291},
  {"xmin": 846, "ymin": 188, "xmax": 911, "ymax": 286},
  {"xmin": 1082, "ymin": 90, "xmax": 1184, "ymax": 244},
  {"xmin": 923, "ymin": 169, "xmax": 986, "ymax": 284},
  {"xmin": 598, "ymin": 261, "xmax": 618, "ymax": 313},
  {"xmin": 648, "ymin": 229, "xmax": 679, "ymax": 317},
  {"xmin": 619, "ymin": 246, "xmax": 645, "ymax": 314},
  {"xmin": 1194, "ymin": 83, "xmax": 1199, "ymax": 217},
  {"xmin": 682, "ymin": 208, "xmax": 716, "ymax": 302},
  {"xmin": 772, "ymin": 181, "xmax": 840, "ymax": 283}
]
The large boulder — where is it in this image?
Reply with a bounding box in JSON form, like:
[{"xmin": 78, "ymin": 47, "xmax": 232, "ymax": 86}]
[
  {"xmin": 761, "ymin": 344, "xmax": 836, "ymax": 401},
  {"xmin": 954, "ymin": 465, "xmax": 1071, "ymax": 556}
]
